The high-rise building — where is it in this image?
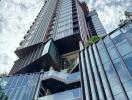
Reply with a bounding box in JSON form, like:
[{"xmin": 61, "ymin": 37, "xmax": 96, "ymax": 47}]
[{"xmin": 0, "ymin": 0, "xmax": 132, "ymax": 100}]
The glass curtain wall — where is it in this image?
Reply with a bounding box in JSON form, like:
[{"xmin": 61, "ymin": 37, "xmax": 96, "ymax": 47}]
[{"xmin": 79, "ymin": 21, "xmax": 132, "ymax": 100}]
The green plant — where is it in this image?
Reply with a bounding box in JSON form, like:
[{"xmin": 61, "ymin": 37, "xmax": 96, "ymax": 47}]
[{"xmin": 86, "ymin": 35, "xmax": 101, "ymax": 46}]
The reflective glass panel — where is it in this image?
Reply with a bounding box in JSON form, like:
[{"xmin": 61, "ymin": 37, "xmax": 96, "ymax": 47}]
[
  {"xmin": 114, "ymin": 93, "xmax": 125, "ymax": 100},
  {"xmin": 42, "ymin": 40, "xmax": 51, "ymax": 55},
  {"xmin": 123, "ymin": 52, "xmax": 132, "ymax": 74},
  {"xmin": 124, "ymin": 79, "xmax": 132, "ymax": 91},
  {"xmin": 104, "ymin": 62, "xmax": 118, "ymax": 86},
  {"xmin": 116, "ymin": 40, "xmax": 132, "ymax": 56},
  {"xmin": 110, "ymin": 30, "xmax": 132, "ymax": 56},
  {"xmin": 127, "ymin": 90, "xmax": 132, "ymax": 99},
  {"xmin": 113, "ymin": 58, "xmax": 131, "ymax": 83},
  {"xmin": 121, "ymin": 22, "xmax": 132, "ymax": 38},
  {"xmin": 98, "ymin": 49, "xmax": 110, "ymax": 64}
]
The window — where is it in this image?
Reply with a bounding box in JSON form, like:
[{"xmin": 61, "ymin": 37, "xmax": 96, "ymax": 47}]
[
  {"xmin": 121, "ymin": 22, "xmax": 132, "ymax": 44},
  {"xmin": 96, "ymin": 40, "xmax": 104, "ymax": 50},
  {"xmin": 10, "ymin": 76, "xmax": 19, "ymax": 88},
  {"xmin": 98, "ymin": 49, "xmax": 110, "ymax": 64},
  {"xmin": 111, "ymin": 30, "xmax": 132, "ymax": 56},
  {"xmin": 42, "ymin": 40, "xmax": 51, "ymax": 55},
  {"xmin": 21, "ymin": 75, "xmax": 29, "ymax": 86},
  {"xmin": 121, "ymin": 22, "xmax": 132, "ymax": 38},
  {"xmin": 114, "ymin": 93, "xmax": 125, "ymax": 100},
  {"xmin": 104, "ymin": 36, "xmax": 119, "ymax": 60},
  {"xmin": 107, "ymin": 47, "xmax": 119, "ymax": 60},
  {"xmin": 127, "ymin": 90, "xmax": 132, "ymax": 99},
  {"xmin": 116, "ymin": 40, "xmax": 132, "ymax": 56},
  {"xmin": 124, "ymin": 79, "xmax": 132, "ymax": 91},
  {"xmin": 103, "ymin": 62, "xmax": 118, "ymax": 87},
  {"xmin": 0, "ymin": 77, "xmax": 9, "ymax": 89},
  {"xmin": 113, "ymin": 58, "xmax": 131, "ymax": 83},
  {"xmin": 104, "ymin": 62, "xmax": 124, "ymax": 96},
  {"xmin": 5, "ymin": 77, "xmax": 14, "ymax": 89},
  {"xmin": 123, "ymin": 52, "xmax": 132, "ymax": 74}
]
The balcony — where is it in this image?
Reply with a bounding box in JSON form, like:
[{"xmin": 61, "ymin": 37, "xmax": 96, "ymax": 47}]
[
  {"xmin": 9, "ymin": 39, "xmax": 61, "ymax": 75},
  {"xmin": 41, "ymin": 70, "xmax": 80, "ymax": 83},
  {"xmin": 36, "ymin": 71, "xmax": 81, "ymax": 99},
  {"xmin": 15, "ymin": 42, "xmax": 42, "ymax": 58},
  {"xmin": 37, "ymin": 88, "xmax": 82, "ymax": 100}
]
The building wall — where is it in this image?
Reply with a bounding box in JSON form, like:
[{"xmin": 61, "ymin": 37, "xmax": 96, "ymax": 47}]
[
  {"xmin": 19, "ymin": 0, "xmax": 58, "ymax": 49},
  {"xmin": 52, "ymin": 0, "xmax": 74, "ymax": 40},
  {"xmin": 76, "ymin": 1, "xmax": 89, "ymax": 42},
  {"xmin": 79, "ymin": 21, "xmax": 132, "ymax": 100},
  {"xmin": 86, "ymin": 10, "xmax": 106, "ymax": 37},
  {"xmin": 0, "ymin": 73, "xmax": 40, "ymax": 100},
  {"xmin": 6, "ymin": 0, "xmax": 132, "ymax": 99}
]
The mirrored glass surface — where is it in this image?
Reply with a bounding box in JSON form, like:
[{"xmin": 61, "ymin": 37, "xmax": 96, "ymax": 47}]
[{"xmin": 123, "ymin": 52, "xmax": 132, "ymax": 74}]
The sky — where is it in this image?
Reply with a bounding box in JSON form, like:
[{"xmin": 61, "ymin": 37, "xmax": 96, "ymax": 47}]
[{"xmin": 0, "ymin": 0, "xmax": 132, "ymax": 74}]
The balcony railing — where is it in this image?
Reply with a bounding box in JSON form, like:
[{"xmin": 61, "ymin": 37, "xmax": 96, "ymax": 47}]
[
  {"xmin": 37, "ymin": 88, "xmax": 82, "ymax": 100},
  {"xmin": 41, "ymin": 71, "xmax": 80, "ymax": 84}
]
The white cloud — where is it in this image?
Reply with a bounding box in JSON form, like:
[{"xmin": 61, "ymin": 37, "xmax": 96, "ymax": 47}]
[
  {"xmin": 85, "ymin": 0, "xmax": 132, "ymax": 33},
  {"xmin": 0, "ymin": 0, "xmax": 43, "ymax": 73},
  {"xmin": 0, "ymin": 0, "xmax": 131, "ymax": 74}
]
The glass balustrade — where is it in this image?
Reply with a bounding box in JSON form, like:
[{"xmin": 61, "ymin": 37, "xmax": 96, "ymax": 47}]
[
  {"xmin": 41, "ymin": 71, "xmax": 80, "ymax": 82},
  {"xmin": 37, "ymin": 88, "xmax": 81, "ymax": 100}
]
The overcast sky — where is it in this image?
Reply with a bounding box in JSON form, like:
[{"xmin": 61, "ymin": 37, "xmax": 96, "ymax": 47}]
[{"xmin": 0, "ymin": 0, "xmax": 131, "ymax": 74}]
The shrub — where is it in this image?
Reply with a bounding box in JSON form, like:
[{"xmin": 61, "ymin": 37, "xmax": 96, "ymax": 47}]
[{"xmin": 86, "ymin": 35, "xmax": 101, "ymax": 46}]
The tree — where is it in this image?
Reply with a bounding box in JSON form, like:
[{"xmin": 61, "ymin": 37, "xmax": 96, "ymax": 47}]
[{"xmin": 0, "ymin": 72, "xmax": 7, "ymax": 77}]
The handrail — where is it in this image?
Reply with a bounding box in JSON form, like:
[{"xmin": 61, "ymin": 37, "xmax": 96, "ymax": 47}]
[
  {"xmin": 41, "ymin": 71, "xmax": 80, "ymax": 84},
  {"xmin": 37, "ymin": 88, "xmax": 81, "ymax": 100}
]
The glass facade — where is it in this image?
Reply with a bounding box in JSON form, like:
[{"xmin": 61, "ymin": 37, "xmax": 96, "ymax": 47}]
[
  {"xmin": 38, "ymin": 88, "xmax": 81, "ymax": 100},
  {"xmin": 19, "ymin": 0, "xmax": 58, "ymax": 48},
  {"xmin": 41, "ymin": 70, "xmax": 80, "ymax": 83},
  {"xmin": 49, "ymin": 0, "xmax": 74, "ymax": 40},
  {"xmin": 0, "ymin": 73, "xmax": 40, "ymax": 100},
  {"xmin": 86, "ymin": 10, "xmax": 106, "ymax": 37},
  {"xmin": 0, "ymin": 71, "xmax": 80, "ymax": 100},
  {"xmin": 80, "ymin": 20, "xmax": 132, "ymax": 100},
  {"xmin": 6, "ymin": 0, "xmax": 132, "ymax": 99}
]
